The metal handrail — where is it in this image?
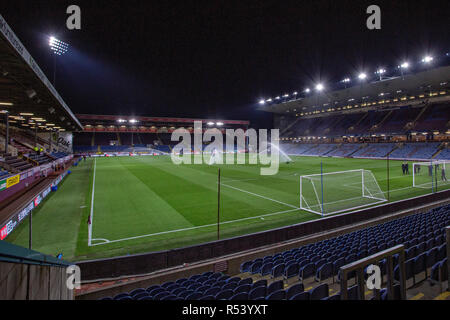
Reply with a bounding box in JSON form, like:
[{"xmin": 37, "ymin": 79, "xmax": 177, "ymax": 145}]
[
  {"xmin": 340, "ymin": 244, "xmax": 406, "ymax": 300},
  {"xmin": 446, "ymin": 226, "xmax": 449, "ymax": 291}
]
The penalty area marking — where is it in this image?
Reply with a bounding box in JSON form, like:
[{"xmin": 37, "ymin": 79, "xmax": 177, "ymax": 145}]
[{"xmin": 90, "ymin": 207, "xmax": 300, "ymax": 246}]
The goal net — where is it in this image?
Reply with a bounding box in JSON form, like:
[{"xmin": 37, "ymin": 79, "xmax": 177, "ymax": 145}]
[
  {"xmin": 300, "ymin": 169, "xmax": 387, "ymax": 216},
  {"xmin": 413, "ymin": 160, "xmax": 449, "ymax": 189}
]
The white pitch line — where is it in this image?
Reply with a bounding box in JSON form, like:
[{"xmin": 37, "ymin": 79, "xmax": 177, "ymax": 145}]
[
  {"xmin": 87, "ymin": 158, "xmax": 97, "ymax": 247},
  {"xmin": 90, "ymin": 207, "xmax": 300, "ymax": 246},
  {"xmin": 220, "ymin": 182, "xmax": 299, "ymax": 209}
]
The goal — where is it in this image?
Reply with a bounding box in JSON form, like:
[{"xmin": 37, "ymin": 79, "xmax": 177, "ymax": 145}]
[
  {"xmin": 300, "ymin": 169, "xmax": 387, "ymax": 216},
  {"xmin": 413, "ymin": 160, "xmax": 449, "ymax": 189}
]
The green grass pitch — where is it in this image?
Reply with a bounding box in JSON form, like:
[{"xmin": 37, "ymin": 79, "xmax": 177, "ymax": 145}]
[{"xmin": 6, "ymin": 155, "xmax": 449, "ymax": 261}]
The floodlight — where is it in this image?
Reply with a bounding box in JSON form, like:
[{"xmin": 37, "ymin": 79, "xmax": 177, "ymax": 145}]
[
  {"xmin": 266, "ymin": 98, "xmax": 272, "ymax": 102},
  {"xmin": 129, "ymin": 119, "xmax": 138, "ymax": 123},
  {"xmin": 259, "ymin": 99, "xmax": 265, "ymax": 105},
  {"xmin": 216, "ymin": 122, "xmax": 224, "ymax": 126},
  {"xmin": 283, "ymin": 94, "xmax": 289, "ymax": 98},
  {"xmin": 376, "ymin": 68, "xmax": 386, "ymax": 74},
  {"xmin": 304, "ymin": 88, "xmax": 311, "ymax": 93},
  {"xmin": 422, "ymin": 56, "xmax": 433, "ymax": 63},
  {"xmin": 399, "ymin": 62, "xmax": 409, "ymax": 69},
  {"xmin": 293, "ymin": 91, "xmax": 298, "ymax": 95},
  {"xmin": 48, "ymin": 36, "xmax": 69, "ymax": 55},
  {"xmin": 315, "ymin": 84, "xmax": 324, "ymax": 91},
  {"xmin": 358, "ymin": 73, "xmax": 367, "ymax": 80},
  {"xmin": 207, "ymin": 122, "xmax": 215, "ymax": 126},
  {"xmin": 341, "ymin": 78, "xmax": 351, "ymax": 83}
]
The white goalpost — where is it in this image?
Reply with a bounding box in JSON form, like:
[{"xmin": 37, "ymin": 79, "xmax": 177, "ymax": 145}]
[
  {"xmin": 300, "ymin": 169, "xmax": 387, "ymax": 216},
  {"xmin": 413, "ymin": 160, "xmax": 449, "ymax": 189}
]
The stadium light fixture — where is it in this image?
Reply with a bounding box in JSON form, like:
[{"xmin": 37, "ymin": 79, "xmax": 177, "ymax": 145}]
[
  {"xmin": 129, "ymin": 119, "xmax": 138, "ymax": 123},
  {"xmin": 358, "ymin": 73, "xmax": 367, "ymax": 80},
  {"xmin": 117, "ymin": 119, "xmax": 127, "ymax": 123},
  {"xmin": 293, "ymin": 91, "xmax": 298, "ymax": 96},
  {"xmin": 207, "ymin": 122, "xmax": 215, "ymax": 126},
  {"xmin": 258, "ymin": 99, "xmax": 265, "ymax": 105},
  {"xmin": 422, "ymin": 55, "xmax": 433, "ymax": 63},
  {"xmin": 48, "ymin": 36, "xmax": 69, "ymax": 56},
  {"xmin": 283, "ymin": 94, "xmax": 289, "ymax": 98},
  {"xmin": 399, "ymin": 62, "xmax": 409, "ymax": 69},
  {"xmin": 375, "ymin": 68, "xmax": 386, "ymax": 81},
  {"xmin": 216, "ymin": 122, "xmax": 224, "ymax": 126},
  {"xmin": 304, "ymin": 88, "xmax": 311, "ymax": 93},
  {"xmin": 266, "ymin": 98, "xmax": 272, "ymax": 102},
  {"xmin": 341, "ymin": 78, "xmax": 351, "ymax": 83},
  {"xmin": 315, "ymin": 83, "xmax": 324, "ymax": 92}
]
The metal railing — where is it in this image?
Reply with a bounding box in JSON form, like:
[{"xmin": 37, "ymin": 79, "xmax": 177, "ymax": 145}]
[
  {"xmin": 446, "ymin": 226, "xmax": 450, "ymax": 291},
  {"xmin": 340, "ymin": 244, "xmax": 407, "ymax": 300},
  {"xmin": 0, "ymin": 240, "xmax": 71, "ymax": 267}
]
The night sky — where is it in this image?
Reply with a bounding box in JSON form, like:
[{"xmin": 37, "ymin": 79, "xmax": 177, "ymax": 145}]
[{"xmin": 1, "ymin": 0, "xmax": 449, "ymax": 128}]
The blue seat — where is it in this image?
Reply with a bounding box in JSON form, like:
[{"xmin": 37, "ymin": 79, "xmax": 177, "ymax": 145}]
[
  {"xmin": 309, "ymin": 283, "xmax": 329, "ymax": 300},
  {"xmin": 289, "ymin": 291, "xmax": 310, "ymax": 300},
  {"xmin": 315, "ymin": 262, "xmax": 333, "ymax": 282},
  {"xmin": 204, "ymin": 287, "xmax": 221, "ymax": 296},
  {"xmin": 250, "ymin": 262, "xmax": 263, "ymax": 274},
  {"xmin": 113, "ymin": 293, "xmax": 130, "ymax": 300},
  {"xmin": 260, "ymin": 263, "xmax": 273, "ymax": 276},
  {"xmin": 249, "ymin": 286, "xmax": 267, "ymax": 300},
  {"xmin": 132, "ymin": 292, "xmax": 150, "ymax": 300},
  {"xmin": 265, "ymin": 289, "xmax": 286, "ymax": 300},
  {"xmin": 222, "ymin": 282, "xmax": 237, "ymax": 291},
  {"xmin": 284, "ymin": 263, "xmax": 299, "ymax": 279},
  {"xmin": 299, "ymin": 263, "xmax": 315, "ymax": 281},
  {"xmin": 148, "ymin": 287, "xmax": 165, "ymax": 296},
  {"xmin": 215, "ymin": 289, "xmax": 234, "ymax": 300},
  {"xmin": 346, "ymin": 285, "xmax": 359, "ymax": 300},
  {"xmin": 238, "ymin": 278, "xmax": 253, "ymax": 286},
  {"xmin": 271, "ymin": 263, "xmax": 285, "ymax": 278},
  {"xmin": 161, "ymin": 295, "xmax": 177, "ymax": 300},
  {"xmin": 234, "ymin": 284, "xmax": 251, "ymax": 294},
  {"xmin": 196, "ymin": 285, "xmax": 211, "ymax": 293},
  {"xmin": 286, "ymin": 283, "xmax": 304, "ymax": 300},
  {"xmin": 154, "ymin": 291, "xmax": 170, "ymax": 300},
  {"xmin": 267, "ymin": 280, "xmax": 284, "ymax": 295},
  {"xmin": 130, "ymin": 288, "xmax": 146, "ymax": 297},
  {"xmin": 185, "ymin": 292, "xmax": 203, "ymax": 300},
  {"xmin": 230, "ymin": 292, "xmax": 249, "ymax": 300},
  {"xmin": 251, "ymin": 279, "xmax": 267, "ymax": 290},
  {"xmin": 178, "ymin": 290, "xmax": 194, "ymax": 299}
]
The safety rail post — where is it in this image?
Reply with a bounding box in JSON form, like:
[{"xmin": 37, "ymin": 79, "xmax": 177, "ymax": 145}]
[
  {"xmin": 446, "ymin": 226, "xmax": 450, "ymax": 291},
  {"xmin": 340, "ymin": 244, "xmax": 406, "ymax": 300}
]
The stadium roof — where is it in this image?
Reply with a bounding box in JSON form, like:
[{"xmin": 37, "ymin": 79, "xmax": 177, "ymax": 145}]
[
  {"xmin": 75, "ymin": 114, "xmax": 250, "ymax": 126},
  {"xmin": 258, "ymin": 65, "xmax": 450, "ymax": 116},
  {"xmin": 0, "ymin": 14, "xmax": 82, "ymax": 131}
]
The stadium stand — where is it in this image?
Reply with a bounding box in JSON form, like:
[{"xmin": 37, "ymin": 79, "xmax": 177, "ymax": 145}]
[
  {"xmin": 95, "ymin": 204, "xmax": 449, "ymax": 300},
  {"xmin": 351, "ymin": 143, "xmax": 395, "ymax": 158},
  {"xmin": 389, "ymin": 142, "xmax": 441, "ymax": 160},
  {"xmin": 326, "ymin": 144, "xmax": 361, "ymax": 157}
]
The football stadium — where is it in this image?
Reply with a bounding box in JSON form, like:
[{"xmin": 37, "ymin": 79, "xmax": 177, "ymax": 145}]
[{"xmin": 0, "ymin": 1, "xmax": 449, "ymax": 306}]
